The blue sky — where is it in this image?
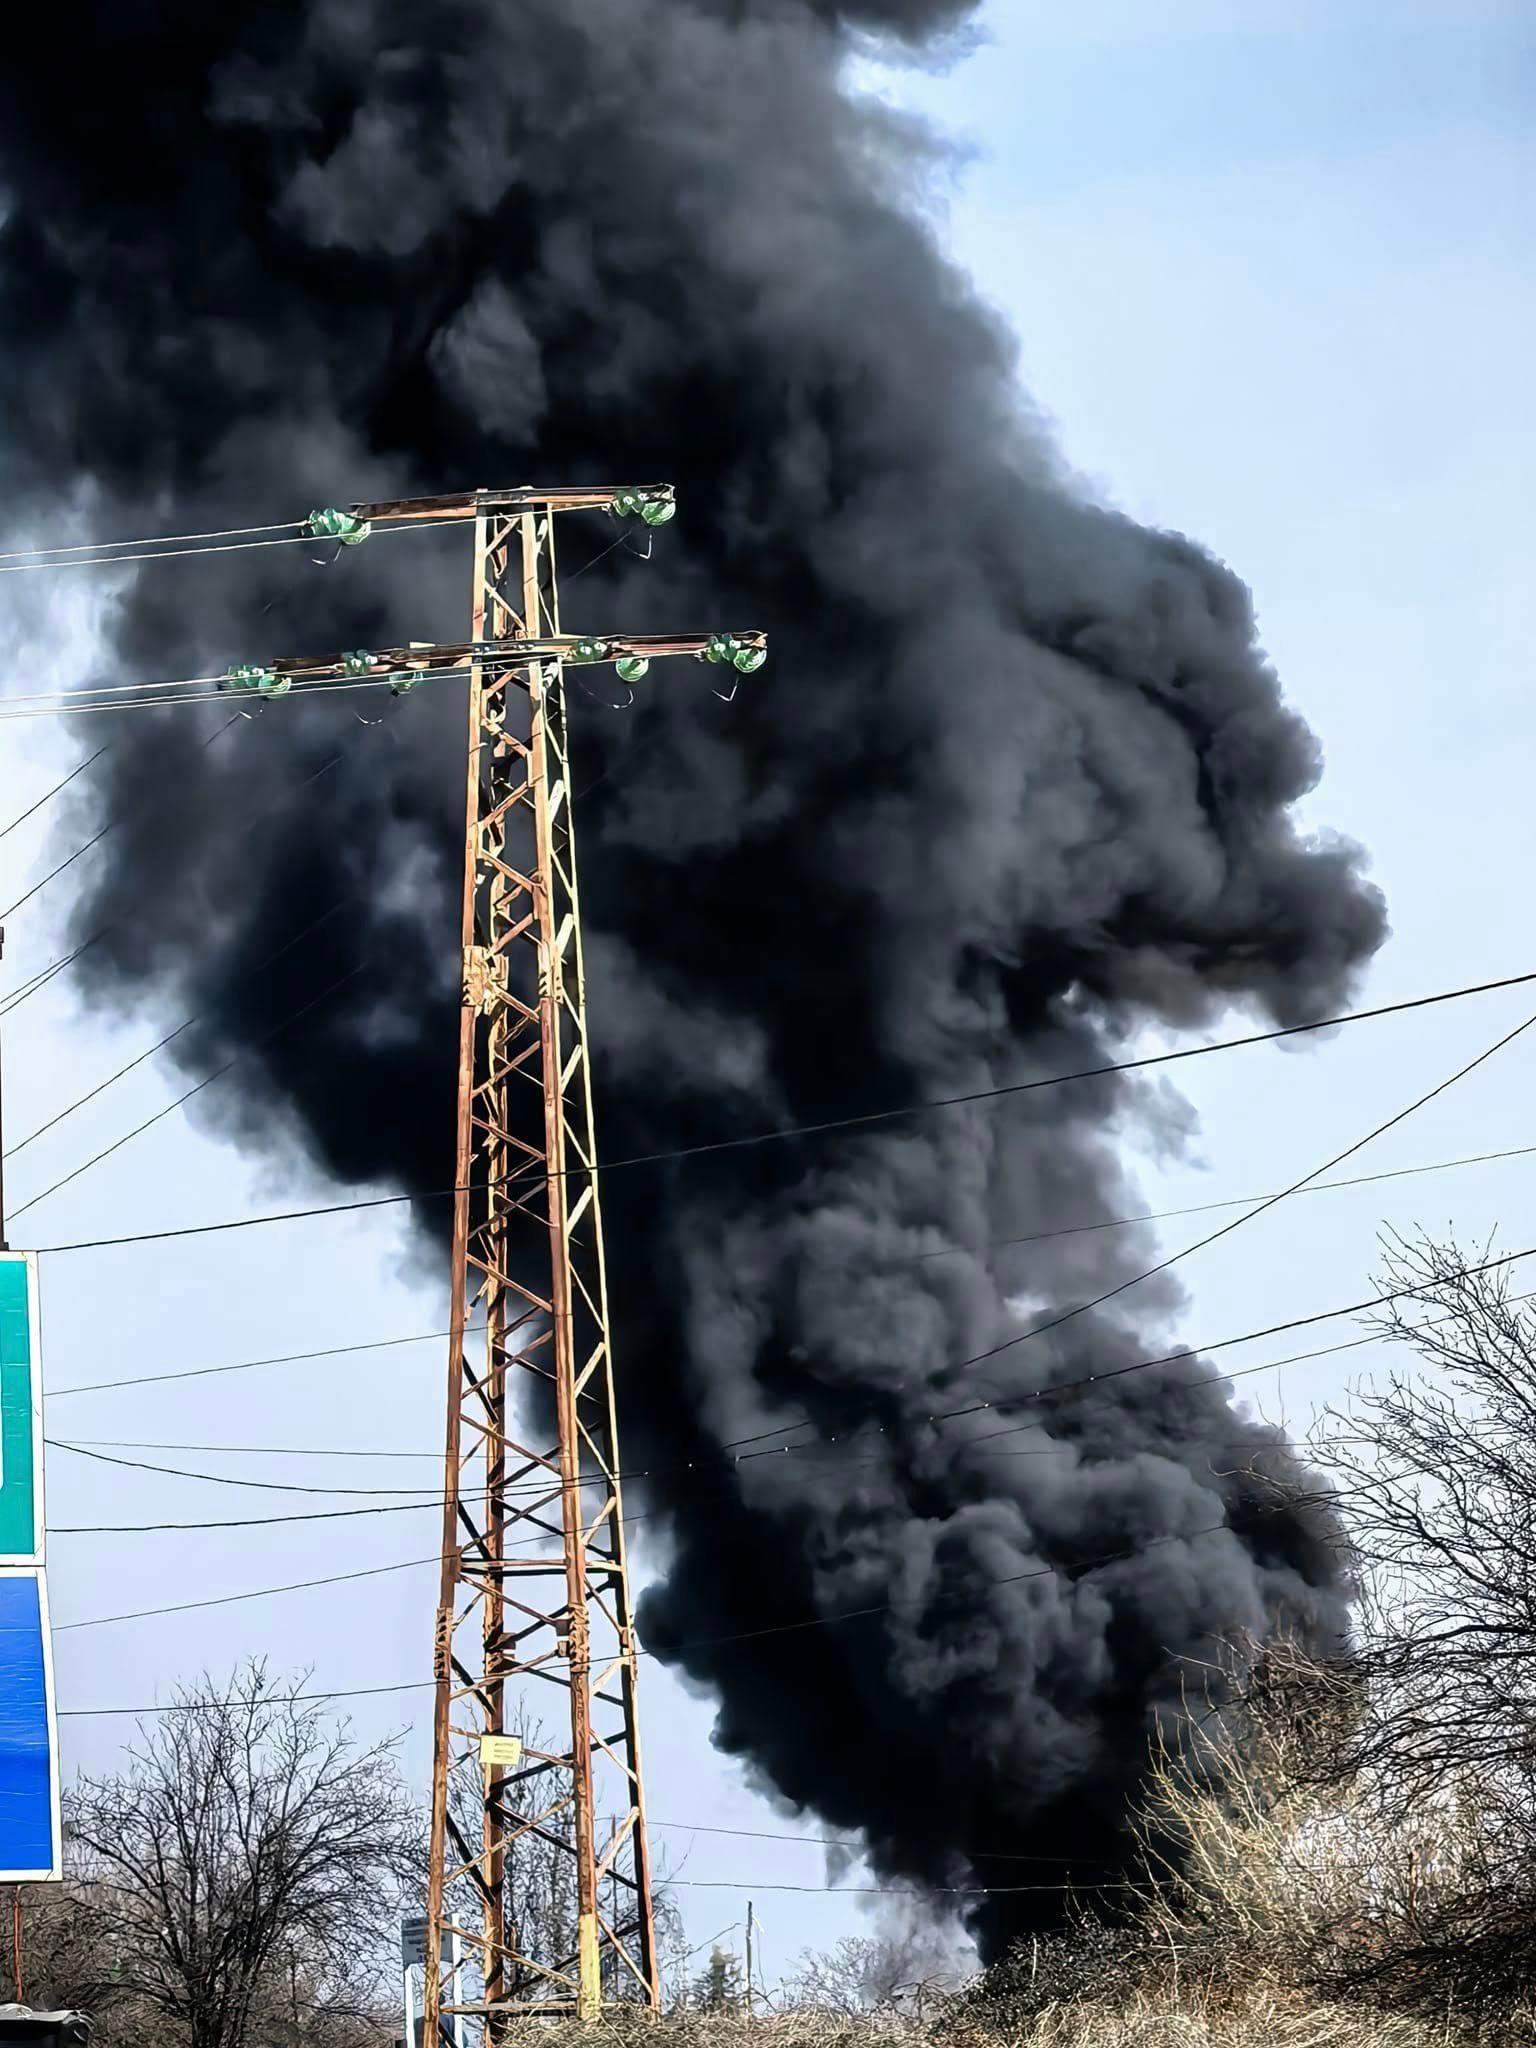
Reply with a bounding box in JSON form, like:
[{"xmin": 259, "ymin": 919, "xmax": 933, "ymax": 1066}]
[{"xmin": 0, "ymin": 0, "xmax": 1531, "ymax": 1991}]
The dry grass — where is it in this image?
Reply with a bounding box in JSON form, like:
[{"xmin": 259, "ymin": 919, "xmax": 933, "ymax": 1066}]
[
  {"xmin": 533, "ymin": 1985, "xmax": 1466, "ymax": 2046},
  {"xmin": 1108, "ymin": 1653, "xmax": 1536, "ymax": 2039},
  {"xmin": 967, "ymin": 1988, "xmax": 1462, "ymax": 2045},
  {"xmin": 540, "ymin": 2018, "xmax": 910, "ymax": 2048}
]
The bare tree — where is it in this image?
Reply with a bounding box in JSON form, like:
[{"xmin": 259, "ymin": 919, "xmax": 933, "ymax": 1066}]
[
  {"xmin": 788, "ymin": 1936, "xmax": 911, "ymax": 2017},
  {"xmin": 1299, "ymin": 1231, "xmax": 1536, "ymax": 2029},
  {"xmin": 65, "ymin": 1662, "xmax": 416, "ymax": 2048},
  {"xmin": 1316, "ymin": 1232, "xmax": 1536, "ymax": 1801},
  {"xmin": 786, "ymin": 1914, "xmax": 970, "ymax": 2023}
]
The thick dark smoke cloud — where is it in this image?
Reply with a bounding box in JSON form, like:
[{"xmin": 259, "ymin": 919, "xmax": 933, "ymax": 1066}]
[{"xmin": 0, "ymin": 0, "xmax": 1383, "ymax": 1955}]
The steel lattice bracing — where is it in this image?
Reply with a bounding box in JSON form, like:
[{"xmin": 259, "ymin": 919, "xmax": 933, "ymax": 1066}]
[{"xmin": 423, "ymin": 505, "xmax": 659, "ymax": 2038}]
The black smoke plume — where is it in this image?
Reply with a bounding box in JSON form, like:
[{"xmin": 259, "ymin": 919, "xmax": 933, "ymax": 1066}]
[{"xmin": 0, "ymin": 0, "xmax": 1384, "ymax": 1955}]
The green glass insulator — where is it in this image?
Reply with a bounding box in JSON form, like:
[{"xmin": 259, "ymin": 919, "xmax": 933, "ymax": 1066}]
[
  {"xmin": 341, "ymin": 650, "xmax": 375, "ymax": 677},
  {"xmin": 306, "ymin": 507, "xmax": 370, "ymax": 545},
  {"xmin": 731, "ymin": 644, "xmax": 767, "ymax": 674},
  {"xmin": 614, "ymin": 655, "xmax": 651, "ymax": 683},
  {"xmin": 639, "ymin": 496, "xmax": 675, "ymax": 527}
]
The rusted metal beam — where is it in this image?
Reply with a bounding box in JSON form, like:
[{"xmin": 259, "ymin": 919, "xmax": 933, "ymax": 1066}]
[
  {"xmin": 423, "ymin": 495, "xmax": 744, "ymax": 2040},
  {"xmin": 352, "ymin": 483, "xmax": 673, "ymax": 524},
  {"xmin": 256, "ymin": 631, "xmax": 761, "ymax": 681}
]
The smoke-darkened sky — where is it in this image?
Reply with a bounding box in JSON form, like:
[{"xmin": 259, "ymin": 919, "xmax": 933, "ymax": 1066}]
[{"xmin": 0, "ymin": 0, "xmax": 1422, "ymax": 1956}]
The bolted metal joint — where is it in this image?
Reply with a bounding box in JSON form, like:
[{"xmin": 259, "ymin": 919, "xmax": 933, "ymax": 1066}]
[{"xmin": 463, "ymin": 945, "xmax": 504, "ymax": 1016}]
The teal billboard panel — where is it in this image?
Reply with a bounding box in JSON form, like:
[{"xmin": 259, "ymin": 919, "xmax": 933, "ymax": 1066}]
[{"xmin": 0, "ymin": 1256, "xmax": 42, "ymax": 1564}]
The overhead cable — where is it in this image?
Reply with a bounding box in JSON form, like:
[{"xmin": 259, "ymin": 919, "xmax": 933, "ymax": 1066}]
[
  {"xmin": 8, "ymin": 960, "xmax": 363, "ymax": 1222},
  {"xmin": 0, "ymin": 667, "xmax": 473, "ymax": 726},
  {"xmin": 25, "ymin": 966, "xmax": 1536, "ymax": 1256},
  {"xmin": 40, "ymin": 1242, "xmax": 1536, "ymax": 1531},
  {"xmin": 0, "ymin": 701, "xmax": 404, "ymax": 1021},
  {"xmin": 0, "ymin": 517, "xmax": 297, "ymax": 561},
  {"xmin": 952, "ymin": 996, "xmax": 1536, "ymax": 1363},
  {"xmin": 0, "ymin": 744, "xmax": 112, "ymax": 847},
  {"xmin": 0, "ymin": 710, "xmax": 245, "ymax": 925},
  {"xmin": 5, "ymin": 880, "xmax": 357, "ymax": 1166},
  {"xmin": 53, "ymin": 1480, "xmax": 1377, "ymax": 1718},
  {"xmin": 0, "ymin": 513, "xmax": 471, "ymax": 578}
]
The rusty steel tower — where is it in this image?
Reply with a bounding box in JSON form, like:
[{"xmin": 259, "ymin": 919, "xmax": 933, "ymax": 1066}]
[
  {"xmin": 338, "ymin": 486, "xmax": 766, "ymax": 2040},
  {"xmin": 17, "ymin": 480, "xmax": 759, "ymax": 2037}
]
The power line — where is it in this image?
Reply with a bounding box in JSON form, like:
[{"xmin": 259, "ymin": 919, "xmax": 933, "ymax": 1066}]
[
  {"xmin": 643, "ymin": 1485, "xmax": 1367, "ymax": 1666},
  {"xmin": 0, "ymin": 621, "xmax": 660, "ymax": 725},
  {"xmin": 0, "ymin": 514, "xmax": 472, "ymax": 579},
  {"xmin": 0, "ymin": 539, "xmax": 314, "ymax": 578},
  {"xmin": 0, "ymin": 633, "xmax": 463, "ymax": 714},
  {"xmin": 0, "ymin": 710, "xmax": 245, "ymax": 924},
  {"xmin": 59, "ymin": 1436, "xmax": 453, "ymax": 1460},
  {"xmin": 52, "ymin": 1483, "xmax": 1374, "ymax": 1718},
  {"xmin": 0, "ymin": 666, "xmax": 472, "ymax": 726},
  {"xmin": 663, "ymin": 1877, "xmax": 1108, "ymax": 1896},
  {"xmin": 4, "ymin": 889, "xmax": 355, "ymax": 1164},
  {"xmin": 22, "ymin": 1128, "xmax": 1536, "ymax": 1319},
  {"xmin": 53, "ymin": 1535, "xmax": 1229, "ymax": 1707},
  {"xmin": 0, "ymin": 931, "xmax": 105, "ymax": 1018},
  {"xmin": 952, "ymin": 995, "xmax": 1536, "ymax": 1364},
  {"xmin": 41, "ymin": 1327, "xmax": 1523, "ymax": 1564},
  {"xmin": 36, "ymin": 1369, "xmax": 1463, "ymax": 1632},
  {"xmin": 42, "ymin": 1244, "xmax": 1536, "ymax": 1516},
  {"xmin": 711, "ymin": 1237, "xmax": 1536, "ymax": 1464},
  {"xmin": 8, "ymin": 960, "xmax": 363, "ymax": 1221},
  {"xmin": 903, "ymin": 1136, "xmax": 1536, "ymax": 1269},
  {"xmin": 642, "ymin": 1819, "xmax": 1085, "ymax": 1868},
  {"xmin": 57, "ymin": 1678, "xmax": 427, "ymax": 1720},
  {"xmin": 0, "ymin": 697, "xmax": 408, "ymax": 1023},
  {"xmin": 47, "ymin": 1440, "xmax": 442, "ymax": 1499},
  {"xmin": 48, "ymin": 1326, "xmax": 467, "ymax": 1398},
  {"xmin": 0, "ymin": 743, "xmax": 112, "ymax": 846},
  {"xmin": 5, "ymin": 1013, "xmax": 203, "ymax": 1164},
  {"xmin": 3, "ymin": 815, "xmax": 121, "ymax": 925},
  {"xmin": 56, "ymin": 1375, "xmax": 1506, "ymax": 1498},
  {"xmin": 50, "ymin": 1500, "xmax": 436, "ymax": 1534},
  {"xmin": 48, "ymin": 1412, "xmax": 1437, "ymax": 1502},
  {"xmin": 0, "ymin": 517, "xmax": 298, "ymax": 562},
  {"xmin": 43, "ymin": 1246, "xmax": 1536, "ymax": 1533},
  {"xmin": 53, "ymin": 1553, "xmax": 440, "ymax": 1634},
  {"xmin": 25, "ymin": 965, "xmax": 1536, "ymax": 1257}
]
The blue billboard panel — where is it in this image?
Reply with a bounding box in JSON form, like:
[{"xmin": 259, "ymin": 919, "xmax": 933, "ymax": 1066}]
[{"xmin": 0, "ymin": 1571, "xmax": 59, "ymax": 1880}]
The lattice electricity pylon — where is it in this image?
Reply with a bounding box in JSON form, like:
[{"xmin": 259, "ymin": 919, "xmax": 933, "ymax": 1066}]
[{"xmin": 398, "ymin": 488, "xmax": 766, "ymax": 2040}]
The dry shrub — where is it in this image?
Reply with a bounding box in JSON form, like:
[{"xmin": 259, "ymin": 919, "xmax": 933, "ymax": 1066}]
[
  {"xmin": 954, "ymin": 1983, "xmax": 1462, "ymax": 2046},
  {"xmin": 1115, "ymin": 1647, "xmax": 1536, "ymax": 2040},
  {"xmin": 535, "ymin": 1986, "xmax": 1463, "ymax": 2046}
]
